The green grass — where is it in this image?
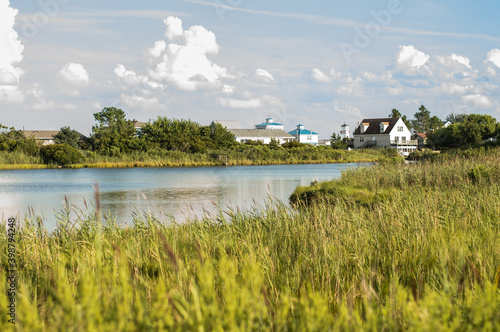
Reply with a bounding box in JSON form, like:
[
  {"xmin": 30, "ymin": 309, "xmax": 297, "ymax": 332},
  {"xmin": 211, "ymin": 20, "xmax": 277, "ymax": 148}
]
[
  {"xmin": 0, "ymin": 147, "xmax": 397, "ymax": 169},
  {"xmin": 0, "ymin": 148, "xmax": 499, "ymax": 330}
]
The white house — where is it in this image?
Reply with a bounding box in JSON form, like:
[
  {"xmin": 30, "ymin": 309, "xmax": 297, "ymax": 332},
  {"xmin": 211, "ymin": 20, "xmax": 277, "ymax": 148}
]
[
  {"xmin": 353, "ymin": 118, "xmax": 417, "ymax": 156},
  {"xmin": 255, "ymin": 118, "xmax": 284, "ymax": 130},
  {"xmin": 288, "ymin": 124, "xmax": 319, "ymax": 145}
]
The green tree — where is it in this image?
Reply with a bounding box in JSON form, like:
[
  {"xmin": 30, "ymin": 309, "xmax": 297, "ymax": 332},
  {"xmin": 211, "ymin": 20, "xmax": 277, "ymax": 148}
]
[
  {"xmin": 210, "ymin": 123, "xmax": 237, "ymax": 150},
  {"xmin": 411, "ymin": 105, "xmax": 432, "ymax": 133},
  {"xmin": 429, "ymin": 116, "xmax": 444, "ymax": 132},
  {"xmin": 53, "ymin": 126, "xmax": 82, "ymax": 149},
  {"xmin": 427, "ymin": 114, "xmax": 498, "ymax": 149},
  {"xmin": 330, "ymin": 133, "xmax": 348, "ymax": 149},
  {"xmin": 90, "ymin": 107, "xmax": 139, "ymax": 154},
  {"xmin": 0, "ymin": 125, "xmax": 39, "ymax": 155},
  {"xmin": 445, "ymin": 113, "xmax": 467, "ymax": 124},
  {"xmin": 40, "ymin": 144, "xmax": 84, "ymax": 165},
  {"xmin": 389, "ymin": 108, "xmax": 412, "ymax": 131}
]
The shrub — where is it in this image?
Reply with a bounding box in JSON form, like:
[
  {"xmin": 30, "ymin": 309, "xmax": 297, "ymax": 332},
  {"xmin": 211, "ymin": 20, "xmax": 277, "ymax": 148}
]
[{"xmin": 40, "ymin": 144, "xmax": 84, "ymax": 165}]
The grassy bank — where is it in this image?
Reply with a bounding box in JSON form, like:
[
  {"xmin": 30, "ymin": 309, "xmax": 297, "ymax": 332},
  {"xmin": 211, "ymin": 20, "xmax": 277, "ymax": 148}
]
[
  {"xmin": 0, "ymin": 147, "xmax": 397, "ymax": 169},
  {"xmin": 0, "ymin": 148, "xmax": 498, "ymax": 330}
]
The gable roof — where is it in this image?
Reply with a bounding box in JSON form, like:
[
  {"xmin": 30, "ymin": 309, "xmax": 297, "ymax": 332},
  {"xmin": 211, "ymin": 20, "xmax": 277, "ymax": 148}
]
[
  {"xmin": 23, "ymin": 130, "xmax": 60, "ymax": 140},
  {"xmin": 23, "ymin": 130, "xmax": 87, "ymax": 140},
  {"xmin": 228, "ymin": 129, "xmax": 294, "ymax": 138},
  {"xmin": 353, "ymin": 118, "xmax": 400, "ymax": 135}
]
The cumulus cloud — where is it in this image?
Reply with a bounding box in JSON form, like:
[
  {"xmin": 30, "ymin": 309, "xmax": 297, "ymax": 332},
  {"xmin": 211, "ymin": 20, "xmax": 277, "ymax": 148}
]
[
  {"xmin": 450, "ymin": 54, "xmax": 471, "ymax": 69},
  {"xmin": 57, "ymin": 63, "xmax": 90, "ymax": 86},
  {"xmin": 486, "ymin": 49, "xmax": 500, "ymax": 68},
  {"xmin": 255, "ymin": 68, "xmax": 275, "ymax": 82},
  {"xmin": 0, "ymin": 0, "xmax": 24, "ymax": 103},
  {"xmin": 222, "ymin": 84, "xmax": 234, "ymax": 95},
  {"xmin": 462, "ymin": 94, "xmax": 492, "ymax": 108},
  {"xmin": 396, "ymin": 45, "xmax": 430, "ymax": 69},
  {"xmin": 312, "ymin": 68, "xmax": 331, "ymax": 83},
  {"xmin": 143, "ymin": 16, "xmax": 227, "ymax": 91}
]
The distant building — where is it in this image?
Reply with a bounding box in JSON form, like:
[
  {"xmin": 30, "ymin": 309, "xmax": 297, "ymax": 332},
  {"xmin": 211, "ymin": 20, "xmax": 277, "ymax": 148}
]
[
  {"xmin": 22, "ymin": 130, "xmax": 86, "ymax": 146},
  {"xmin": 317, "ymin": 139, "xmax": 331, "ymax": 146},
  {"xmin": 288, "ymin": 124, "xmax": 319, "ymax": 145},
  {"xmin": 412, "ymin": 133, "xmax": 427, "ymax": 149},
  {"xmin": 340, "ymin": 123, "xmax": 350, "ymax": 139},
  {"xmin": 353, "ymin": 118, "xmax": 417, "ymax": 157},
  {"xmin": 228, "ymin": 129, "xmax": 294, "ymax": 145},
  {"xmin": 255, "ymin": 118, "xmax": 284, "ymax": 130}
]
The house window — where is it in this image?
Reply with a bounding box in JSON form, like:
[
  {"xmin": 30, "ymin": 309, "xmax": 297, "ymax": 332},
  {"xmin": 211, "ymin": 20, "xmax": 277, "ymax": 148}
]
[
  {"xmin": 307, "ymin": 136, "xmax": 312, "ymax": 140},
  {"xmin": 360, "ymin": 137, "xmax": 364, "ymax": 143},
  {"xmin": 398, "ymin": 126, "xmax": 404, "ymax": 132},
  {"xmin": 395, "ymin": 136, "xmax": 399, "ymax": 141},
  {"xmin": 402, "ymin": 136, "xmax": 406, "ymax": 143}
]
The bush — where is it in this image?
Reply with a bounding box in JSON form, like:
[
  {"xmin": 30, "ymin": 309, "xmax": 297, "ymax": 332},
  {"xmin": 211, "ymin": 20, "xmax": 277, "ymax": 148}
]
[{"xmin": 40, "ymin": 144, "xmax": 84, "ymax": 165}]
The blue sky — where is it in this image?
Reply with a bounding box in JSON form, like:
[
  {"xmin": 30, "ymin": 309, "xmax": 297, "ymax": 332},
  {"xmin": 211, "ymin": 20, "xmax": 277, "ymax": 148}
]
[{"xmin": 1, "ymin": 0, "xmax": 500, "ymax": 137}]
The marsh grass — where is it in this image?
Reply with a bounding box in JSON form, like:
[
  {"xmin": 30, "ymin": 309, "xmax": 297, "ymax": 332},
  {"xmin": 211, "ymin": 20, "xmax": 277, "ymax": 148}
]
[
  {"xmin": 0, "ymin": 148, "xmax": 499, "ymax": 330},
  {"xmin": 0, "ymin": 147, "xmax": 391, "ymax": 169}
]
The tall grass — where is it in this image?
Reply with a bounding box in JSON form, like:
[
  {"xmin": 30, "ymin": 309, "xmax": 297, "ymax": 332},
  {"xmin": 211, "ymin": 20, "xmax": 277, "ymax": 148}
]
[
  {"xmin": 0, "ymin": 148, "xmax": 498, "ymax": 330},
  {"xmin": 0, "ymin": 147, "xmax": 394, "ymax": 169}
]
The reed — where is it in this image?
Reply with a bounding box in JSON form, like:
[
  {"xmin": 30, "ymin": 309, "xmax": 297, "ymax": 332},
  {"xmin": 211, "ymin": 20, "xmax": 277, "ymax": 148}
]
[{"xmin": 0, "ymin": 148, "xmax": 498, "ymax": 330}]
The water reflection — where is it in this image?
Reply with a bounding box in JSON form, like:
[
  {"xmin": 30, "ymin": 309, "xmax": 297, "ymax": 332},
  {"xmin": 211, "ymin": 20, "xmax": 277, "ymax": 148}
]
[{"xmin": 0, "ymin": 163, "xmax": 365, "ymax": 229}]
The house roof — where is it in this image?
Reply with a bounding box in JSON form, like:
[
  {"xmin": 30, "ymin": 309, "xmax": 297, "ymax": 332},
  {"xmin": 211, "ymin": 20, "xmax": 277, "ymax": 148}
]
[
  {"xmin": 132, "ymin": 120, "xmax": 146, "ymax": 128},
  {"xmin": 212, "ymin": 120, "xmax": 242, "ymax": 129},
  {"xmin": 288, "ymin": 128, "xmax": 318, "ymax": 135},
  {"xmin": 23, "ymin": 130, "xmax": 87, "ymax": 140},
  {"xmin": 353, "ymin": 118, "xmax": 400, "ymax": 135},
  {"xmin": 413, "ymin": 133, "xmax": 427, "ymax": 139},
  {"xmin": 22, "ymin": 130, "xmax": 60, "ymax": 140},
  {"xmin": 228, "ymin": 129, "xmax": 294, "ymax": 138}
]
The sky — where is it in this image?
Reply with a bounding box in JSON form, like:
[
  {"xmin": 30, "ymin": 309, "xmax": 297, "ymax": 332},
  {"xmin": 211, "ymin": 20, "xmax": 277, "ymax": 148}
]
[{"xmin": 1, "ymin": 0, "xmax": 500, "ymax": 138}]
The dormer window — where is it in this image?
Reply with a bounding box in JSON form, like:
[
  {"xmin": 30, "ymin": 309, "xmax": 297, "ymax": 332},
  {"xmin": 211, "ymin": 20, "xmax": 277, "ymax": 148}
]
[
  {"xmin": 380, "ymin": 122, "xmax": 389, "ymax": 133},
  {"xmin": 360, "ymin": 123, "xmax": 369, "ymax": 134}
]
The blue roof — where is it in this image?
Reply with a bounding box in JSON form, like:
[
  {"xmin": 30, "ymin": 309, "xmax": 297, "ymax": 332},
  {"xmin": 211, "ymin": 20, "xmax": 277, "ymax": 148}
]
[
  {"xmin": 288, "ymin": 129, "xmax": 318, "ymax": 135},
  {"xmin": 256, "ymin": 122, "xmax": 283, "ymax": 126}
]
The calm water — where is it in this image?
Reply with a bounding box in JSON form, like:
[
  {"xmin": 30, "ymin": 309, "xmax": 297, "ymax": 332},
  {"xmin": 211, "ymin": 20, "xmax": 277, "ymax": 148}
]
[{"xmin": 0, "ymin": 163, "xmax": 365, "ymax": 228}]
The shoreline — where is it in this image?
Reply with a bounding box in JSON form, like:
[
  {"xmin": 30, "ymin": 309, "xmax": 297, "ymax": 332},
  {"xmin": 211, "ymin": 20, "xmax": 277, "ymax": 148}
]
[{"xmin": 0, "ymin": 158, "xmax": 379, "ymax": 170}]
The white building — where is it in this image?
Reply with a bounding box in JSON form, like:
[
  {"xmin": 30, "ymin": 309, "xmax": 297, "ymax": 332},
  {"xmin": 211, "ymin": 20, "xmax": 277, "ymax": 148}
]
[
  {"xmin": 353, "ymin": 118, "xmax": 417, "ymax": 157},
  {"xmin": 288, "ymin": 124, "xmax": 319, "ymax": 145},
  {"xmin": 228, "ymin": 129, "xmax": 294, "ymax": 145},
  {"xmin": 255, "ymin": 118, "xmax": 284, "ymax": 130},
  {"xmin": 340, "ymin": 123, "xmax": 350, "ymax": 139}
]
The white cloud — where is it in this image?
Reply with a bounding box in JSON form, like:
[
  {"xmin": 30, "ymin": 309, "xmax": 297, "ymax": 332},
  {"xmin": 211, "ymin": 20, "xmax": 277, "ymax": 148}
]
[
  {"xmin": 312, "ymin": 68, "xmax": 331, "ymax": 83},
  {"xmin": 147, "ymin": 40, "xmax": 167, "ymax": 58},
  {"xmin": 396, "ymin": 45, "xmax": 430, "ymax": 69},
  {"xmin": 0, "ymin": 0, "xmax": 24, "ymax": 103},
  {"xmin": 486, "ymin": 49, "xmax": 500, "ymax": 68},
  {"xmin": 114, "ymin": 64, "xmax": 148, "ymax": 86},
  {"xmin": 217, "ymin": 97, "xmax": 262, "ymax": 109},
  {"xmin": 57, "ymin": 63, "xmax": 90, "ymax": 86},
  {"xmin": 462, "ymin": 94, "xmax": 492, "ymax": 108},
  {"xmin": 450, "ymin": 54, "xmax": 471, "ymax": 69},
  {"xmin": 440, "ymin": 82, "xmax": 469, "ymax": 95},
  {"xmin": 119, "ymin": 94, "xmax": 167, "ymax": 110},
  {"xmin": 217, "ymin": 95, "xmax": 285, "ymax": 111},
  {"xmin": 143, "ymin": 16, "xmax": 227, "ymax": 91},
  {"xmin": 255, "ymin": 68, "xmax": 275, "ymax": 82},
  {"xmin": 385, "ymin": 86, "xmax": 403, "ymax": 96},
  {"xmin": 222, "ymin": 84, "xmax": 234, "ymax": 94}
]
